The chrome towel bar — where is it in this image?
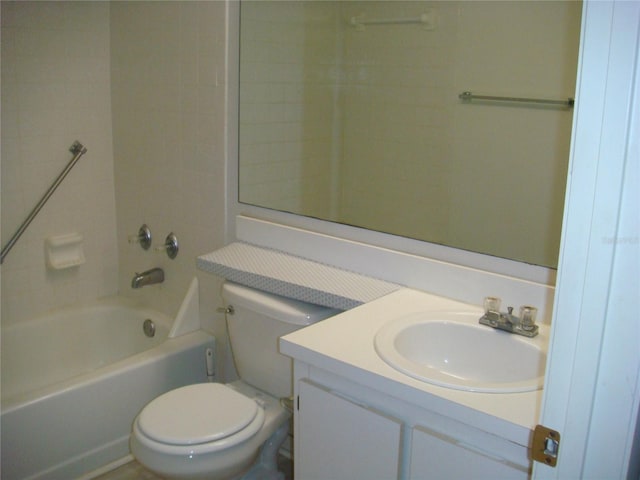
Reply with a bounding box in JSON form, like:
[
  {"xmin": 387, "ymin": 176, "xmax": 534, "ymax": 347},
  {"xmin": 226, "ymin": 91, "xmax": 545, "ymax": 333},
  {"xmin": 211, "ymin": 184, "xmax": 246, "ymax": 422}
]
[
  {"xmin": 1, "ymin": 141, "xmax": 88, "ymax": 264},
  {"xmin": 459, "ymin": 91, "xmax": 574, "ymax": 108},
  {"xmin": 350, "ymin": 10, "xmax": 436, "ymax": 30}
]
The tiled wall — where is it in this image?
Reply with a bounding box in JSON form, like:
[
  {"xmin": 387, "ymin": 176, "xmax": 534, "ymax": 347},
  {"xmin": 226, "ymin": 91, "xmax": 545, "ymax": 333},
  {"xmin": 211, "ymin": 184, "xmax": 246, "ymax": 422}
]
[
  {"xmin": 1, "ymin": 2, "xmax": 118, "ymax": 324},
  {"xmin": 1, "ymin": 2, "xmax": 227, "ymax": 338},
  {"xmin": 110, "ymin": 1, "xmax": 226, "ymax": 319}
]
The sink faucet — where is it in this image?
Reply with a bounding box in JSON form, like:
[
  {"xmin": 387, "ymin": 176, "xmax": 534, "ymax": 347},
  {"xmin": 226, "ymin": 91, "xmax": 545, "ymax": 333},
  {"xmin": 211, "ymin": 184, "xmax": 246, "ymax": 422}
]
[
  {"xmin": 131, "ymin": 268, "xmax": 164, "ymax": 289},
  {"xmin": 479, "ymin": 297, "xmax": 538, "ymax": 337}
]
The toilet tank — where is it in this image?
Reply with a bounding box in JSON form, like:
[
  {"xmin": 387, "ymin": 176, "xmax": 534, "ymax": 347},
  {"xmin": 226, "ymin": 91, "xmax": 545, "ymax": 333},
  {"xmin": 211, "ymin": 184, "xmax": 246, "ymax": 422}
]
[{"xmin": 222, "ymin": 282, "xmax": 340, "ymax": 399}]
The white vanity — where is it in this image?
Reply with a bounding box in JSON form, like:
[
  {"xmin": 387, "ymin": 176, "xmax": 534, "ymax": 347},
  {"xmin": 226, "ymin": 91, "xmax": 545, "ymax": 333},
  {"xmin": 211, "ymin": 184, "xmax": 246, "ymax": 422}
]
[
  {"xmin": 198, "ymin": 240, "xmax": 549, "ymax": 479},
  {"xmin": 280, "ymin": 288, "xmax": 548, "ymax": 479}
]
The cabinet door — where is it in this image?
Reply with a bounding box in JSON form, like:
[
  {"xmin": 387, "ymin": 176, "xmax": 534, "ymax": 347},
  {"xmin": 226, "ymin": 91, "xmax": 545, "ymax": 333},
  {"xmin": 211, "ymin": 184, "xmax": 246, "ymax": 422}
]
[
  {"xmin": 297, "ymin": 380, "xmax": 402, "ymax": 480},
  {"xmin": 409, "ymin": 425, "xmax": 530, "ymax": 480}
]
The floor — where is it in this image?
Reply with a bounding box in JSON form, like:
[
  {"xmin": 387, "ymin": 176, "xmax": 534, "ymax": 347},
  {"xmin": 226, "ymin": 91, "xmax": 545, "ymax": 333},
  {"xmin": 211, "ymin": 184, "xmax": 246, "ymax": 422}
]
[
  {"xmin": 94, "ymin": 456, "xmax": 293, "ymax": 480},
  {"xmin": 94, "ymin": 461, "xmax": 162, "ymax": 480}
]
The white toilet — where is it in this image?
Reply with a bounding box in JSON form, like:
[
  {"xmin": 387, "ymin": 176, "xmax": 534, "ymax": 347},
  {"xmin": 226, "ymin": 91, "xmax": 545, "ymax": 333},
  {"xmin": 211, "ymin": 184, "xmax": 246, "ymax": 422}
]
[{"xmin": 130, "ymin": 282, "xmax": 339, "ymax": 480}]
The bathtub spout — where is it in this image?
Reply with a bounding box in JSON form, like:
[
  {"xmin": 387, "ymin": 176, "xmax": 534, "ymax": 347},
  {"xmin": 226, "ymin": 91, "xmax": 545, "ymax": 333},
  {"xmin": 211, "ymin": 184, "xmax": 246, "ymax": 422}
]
[{"xmin": 131, "ymin": 268, "xmax": 164, "ymax": 288}]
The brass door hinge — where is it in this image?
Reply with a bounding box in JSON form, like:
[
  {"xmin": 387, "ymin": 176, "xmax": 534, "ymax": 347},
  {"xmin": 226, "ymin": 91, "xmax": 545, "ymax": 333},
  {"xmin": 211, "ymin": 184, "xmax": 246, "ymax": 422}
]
[{"xmin": 531, "ymin": 424, "xmax": 561, "ymax": 467}]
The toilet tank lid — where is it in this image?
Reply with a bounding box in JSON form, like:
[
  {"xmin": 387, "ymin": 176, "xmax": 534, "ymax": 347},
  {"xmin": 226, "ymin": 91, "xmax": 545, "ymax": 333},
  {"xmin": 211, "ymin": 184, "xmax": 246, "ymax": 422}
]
[{"xmin": 222, "ymin": 282, "xmax": 341, "ymax": 326}]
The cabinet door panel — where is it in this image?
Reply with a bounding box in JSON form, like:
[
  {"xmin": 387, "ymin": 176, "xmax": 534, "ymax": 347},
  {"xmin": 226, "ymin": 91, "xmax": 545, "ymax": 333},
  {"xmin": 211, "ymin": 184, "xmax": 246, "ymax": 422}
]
[
  {"xmin": 409, "ymin": 426, "xmax": 529, "ymax": 480},
  {"xmin": 297, "ymin": 380, "xmax": 402, "ymax": 480}
]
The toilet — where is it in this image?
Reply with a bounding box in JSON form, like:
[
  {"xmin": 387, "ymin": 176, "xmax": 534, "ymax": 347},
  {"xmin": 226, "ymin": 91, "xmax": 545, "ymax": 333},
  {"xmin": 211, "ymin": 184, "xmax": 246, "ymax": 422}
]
[{"xmin": 130, "ymin": 282, "xmax": 339, "ymax": 480}]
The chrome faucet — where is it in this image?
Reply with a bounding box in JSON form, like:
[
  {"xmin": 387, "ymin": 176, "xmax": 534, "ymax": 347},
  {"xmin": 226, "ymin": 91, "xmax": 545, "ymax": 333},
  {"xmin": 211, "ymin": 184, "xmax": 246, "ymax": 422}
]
[
  {"xmin": 131, "ymin": 268, "xmax": 164, "ymax": 289},
  {"xmin": 479, "ymin": 297, "xmax": 539, "ymax": 337}
]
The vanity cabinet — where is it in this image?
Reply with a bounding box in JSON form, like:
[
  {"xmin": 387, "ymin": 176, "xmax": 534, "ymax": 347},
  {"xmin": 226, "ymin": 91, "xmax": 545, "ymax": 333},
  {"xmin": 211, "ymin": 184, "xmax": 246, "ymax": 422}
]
[
  {"xmin": 408, "ymin": 425, "xmax": 528, "ymax": 479},
  {"xmin": 293, "ymin": 373, "xmax": 531, "ymax": 480},
  {"xmin": 281, "ymin": 289, "xmax": 538, "ymax": 480},
  {"xmin": 296, "ymin": 380, "xmax": 402, "ymax": 479}
]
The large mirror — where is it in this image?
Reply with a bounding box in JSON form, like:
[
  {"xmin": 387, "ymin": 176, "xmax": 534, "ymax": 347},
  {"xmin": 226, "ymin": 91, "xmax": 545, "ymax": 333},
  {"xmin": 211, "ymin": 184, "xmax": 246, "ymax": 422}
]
[{"xmin": 238, "ymin": 1, "xmax": 581, "ymax": 268}]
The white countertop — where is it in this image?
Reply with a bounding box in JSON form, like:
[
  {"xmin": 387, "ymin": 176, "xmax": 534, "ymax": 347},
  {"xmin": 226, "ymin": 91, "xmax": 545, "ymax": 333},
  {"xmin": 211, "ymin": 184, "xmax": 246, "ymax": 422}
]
[{"xmin": 280, "ymin": 288, "xmax": 548, "ymax": 447}]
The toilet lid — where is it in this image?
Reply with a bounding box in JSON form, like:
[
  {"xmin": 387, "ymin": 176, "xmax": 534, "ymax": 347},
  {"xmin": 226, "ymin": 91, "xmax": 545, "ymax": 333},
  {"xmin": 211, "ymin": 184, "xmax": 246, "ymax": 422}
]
[{"xmin": 136, "ymin": 383, "xmax": 260, "ymax": 446}]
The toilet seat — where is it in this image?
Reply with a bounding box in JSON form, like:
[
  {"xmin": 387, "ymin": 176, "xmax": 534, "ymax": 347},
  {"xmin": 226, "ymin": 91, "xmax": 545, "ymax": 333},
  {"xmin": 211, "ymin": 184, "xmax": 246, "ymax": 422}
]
[{"xmin": 133, "ymin": 383, "xmax": 266, "ymax": 455}]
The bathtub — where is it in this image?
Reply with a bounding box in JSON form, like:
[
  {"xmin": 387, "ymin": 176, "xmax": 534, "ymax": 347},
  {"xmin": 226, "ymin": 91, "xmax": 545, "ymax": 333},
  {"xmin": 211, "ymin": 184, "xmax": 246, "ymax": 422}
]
[{"xmin": 1, "ymin": 295, "xmax": 215, "ymax": 480}]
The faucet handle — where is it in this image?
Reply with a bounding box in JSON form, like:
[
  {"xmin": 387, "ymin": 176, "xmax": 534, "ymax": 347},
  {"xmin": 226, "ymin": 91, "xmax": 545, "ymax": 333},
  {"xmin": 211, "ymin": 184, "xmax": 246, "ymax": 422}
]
[
  {"xmin": 128, "ymin": 224, "xmax": 152, "ymax": 250},
  {"xmin": 519, "ymin": 305, "xmax": 538, "ymax": 331},
  {"xmin": 155, "ymin": 232, "xmax": 178, "ymax": 259},
  {"xmin": 483, "ymin": 296, "xmax": 501, "ymax": 313}
]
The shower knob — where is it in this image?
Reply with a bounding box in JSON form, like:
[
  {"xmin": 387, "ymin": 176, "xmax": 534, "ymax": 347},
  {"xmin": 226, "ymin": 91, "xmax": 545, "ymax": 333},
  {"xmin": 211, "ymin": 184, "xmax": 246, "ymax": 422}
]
[
  {"xmin": 128, "ymin": 224, "xmax": 152, "ymax": 250},
  {"xmin": 155, "ymin": 232, "xmax": 178, "ymax": 259}
]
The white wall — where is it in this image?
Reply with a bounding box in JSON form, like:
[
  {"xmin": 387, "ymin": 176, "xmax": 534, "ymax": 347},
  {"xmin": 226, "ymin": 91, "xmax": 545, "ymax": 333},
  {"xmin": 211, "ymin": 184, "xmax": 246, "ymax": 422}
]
[
  {"xmin": 108, "ymin": 0, "xmax": 228, "ymax": 374},
  {"xmin": 1, "ymin": 2, "xmax": 228, "ymax": 357},
  {"xmin": 1, "ymin": 2, "xmax": 118, "ymax": 325},
  {"xmin": 110, "ymin": 1, "xmax": 226, "ymax": 323}
]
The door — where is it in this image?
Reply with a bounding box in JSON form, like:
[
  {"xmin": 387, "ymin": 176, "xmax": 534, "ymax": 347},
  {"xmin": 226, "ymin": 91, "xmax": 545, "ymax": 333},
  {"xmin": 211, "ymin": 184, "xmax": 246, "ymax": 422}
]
[{"xmin": 534, "ymin": 1, "xmax": 640, "ymax": 478}]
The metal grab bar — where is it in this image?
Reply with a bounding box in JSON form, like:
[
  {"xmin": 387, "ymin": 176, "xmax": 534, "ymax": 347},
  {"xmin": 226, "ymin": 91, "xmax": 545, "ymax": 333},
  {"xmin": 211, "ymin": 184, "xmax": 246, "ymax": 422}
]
[
  {"xmin": 1, "ymin": 141, "xmax": 88, "ymax": 264},
  {"xmin": 458, "ymin": 91, "xmax": 574, "ymax": 108}
]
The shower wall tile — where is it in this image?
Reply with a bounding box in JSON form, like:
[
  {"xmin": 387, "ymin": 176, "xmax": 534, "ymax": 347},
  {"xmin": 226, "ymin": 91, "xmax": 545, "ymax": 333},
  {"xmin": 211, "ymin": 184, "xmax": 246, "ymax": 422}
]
[
  {"xmin": 1, "ymin": 1, "xmax": 118, "ymax": 325},
  {"xmin": 110, "ymin": 1, "xmax": 227, "ymax": 325}
]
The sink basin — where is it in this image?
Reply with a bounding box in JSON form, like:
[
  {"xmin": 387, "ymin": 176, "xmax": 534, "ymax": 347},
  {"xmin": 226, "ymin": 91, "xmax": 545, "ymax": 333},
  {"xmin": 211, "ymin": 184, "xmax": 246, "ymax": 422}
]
[{"xmin": 374, "ymin": 312, "xmax": 546, "ymax": 393}]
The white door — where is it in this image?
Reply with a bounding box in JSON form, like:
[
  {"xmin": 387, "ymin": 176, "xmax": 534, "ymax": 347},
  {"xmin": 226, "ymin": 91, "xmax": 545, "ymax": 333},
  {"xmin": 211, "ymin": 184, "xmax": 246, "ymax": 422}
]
[{"xmin": 534, "ymin": 1, "xmax": 640, "ymax": 478}]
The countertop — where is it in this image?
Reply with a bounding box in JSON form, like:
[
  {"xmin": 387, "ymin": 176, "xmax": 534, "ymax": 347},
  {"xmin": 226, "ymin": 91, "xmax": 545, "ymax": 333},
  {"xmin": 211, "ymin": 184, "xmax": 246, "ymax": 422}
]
[{"xmin": 280, "ymin": 288, "xmax": 547, "ymax": 447}]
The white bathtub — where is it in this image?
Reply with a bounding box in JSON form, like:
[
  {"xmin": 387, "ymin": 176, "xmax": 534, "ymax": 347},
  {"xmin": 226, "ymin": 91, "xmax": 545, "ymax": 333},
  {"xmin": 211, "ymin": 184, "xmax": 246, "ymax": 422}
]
[{"xmin": 1, "ymin": 296, "xmax": 215, "ymax": 480}]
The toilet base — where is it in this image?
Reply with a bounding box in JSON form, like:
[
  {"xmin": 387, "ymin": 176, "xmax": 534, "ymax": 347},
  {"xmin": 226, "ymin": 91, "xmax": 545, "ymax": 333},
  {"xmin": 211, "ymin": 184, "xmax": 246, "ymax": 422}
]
[{"xmin": 240, "ymin": 421, "xmax": 289, "ymax": 480}]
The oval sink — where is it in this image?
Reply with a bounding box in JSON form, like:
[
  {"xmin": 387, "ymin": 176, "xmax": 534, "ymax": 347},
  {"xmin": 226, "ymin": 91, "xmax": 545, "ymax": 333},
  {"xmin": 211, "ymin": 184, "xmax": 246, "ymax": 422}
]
[{"xmin": 374, "ymin": 312, "xmax": 546, "ymax": 393}]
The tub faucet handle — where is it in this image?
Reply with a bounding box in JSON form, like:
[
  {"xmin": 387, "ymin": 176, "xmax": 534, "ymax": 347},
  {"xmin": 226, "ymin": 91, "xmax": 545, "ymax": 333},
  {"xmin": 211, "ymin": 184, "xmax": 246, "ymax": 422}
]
[
  {"xmin": 129, "ymin": 224, "xmax": 152, "ymax": 250},
  {"xmin": 155, "ymin": 233, "xmax": 178, "ymax": 259}
]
